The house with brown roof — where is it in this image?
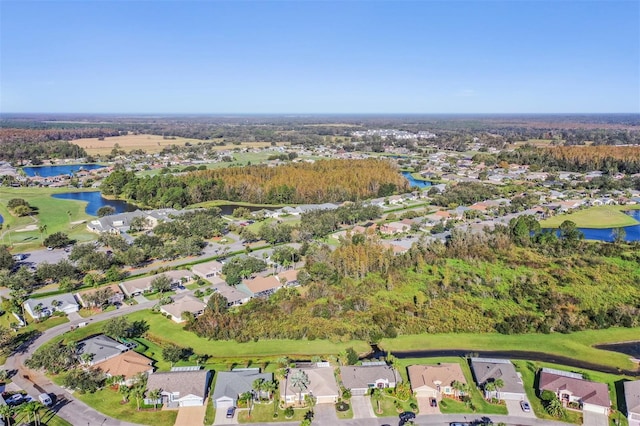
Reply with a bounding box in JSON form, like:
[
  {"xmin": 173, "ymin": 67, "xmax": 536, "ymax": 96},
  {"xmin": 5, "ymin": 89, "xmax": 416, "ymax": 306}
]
[
  {"xmin": 278, "ymin": 269, "xmax": 300, "ymax": 287},
  {"xmin": 146, "ymin": 369, "xmax": 212, "ymax": 407},
  {"xmin": 625, "ymin": 380, "xmax": 640, "ymax": 426},
  {"xmin": 238, "ymin": 275, "xmax": 282, "ymax": 298},
  {"xmin": 160, "ymin": 294, "xmax": 206, "ymax": 323},
  {"xmin": 408, "ymin": 363, "xmax": 467, "ymax": 399},
  {"xmin": 94, "ymin": 350, "xmax": 154, "ymax": 385},
  {"xmin": 340, "ymin": 363, "xmax": 401, "ymax": 396},
  {"xmin": 539, "ymin": 368, "xmax": 611, "ymax": 415},
  {"xmin": 75, "ymin": 284, "xmax": 124, "ymax": 308},
  {"xmin": 380, "ymin": 221, "xmax": 409, "ymax": 235}
]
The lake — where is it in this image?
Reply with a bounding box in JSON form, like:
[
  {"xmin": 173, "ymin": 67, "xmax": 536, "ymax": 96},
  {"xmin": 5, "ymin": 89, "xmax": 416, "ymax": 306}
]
[
  {"xmin": 544, "ymin": 209, "xmax": 640, "ymax": 242},
  {"xmin": 52, "ymin": 192, "xmax": 138, "ymax": 216},
  {"xmin": 23, "ymin": 164, "xmax": 103, "ymax": 177},
  {"xmin": 402, "ymin": 171, "xmax": 432, "ymax": 189}
]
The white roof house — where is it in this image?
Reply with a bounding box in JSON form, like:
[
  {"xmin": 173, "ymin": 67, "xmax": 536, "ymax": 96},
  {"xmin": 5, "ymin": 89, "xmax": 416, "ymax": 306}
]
[{"xmin": 24, "ymin": 293, "xmax": 79, "ymax": 320}]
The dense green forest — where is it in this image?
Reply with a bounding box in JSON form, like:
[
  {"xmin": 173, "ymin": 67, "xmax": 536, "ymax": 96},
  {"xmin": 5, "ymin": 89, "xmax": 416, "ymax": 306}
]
[
  {"xmin": 101, "ymin": 159, "xmax": 409, "ymax": 207},
  {"xmin": 188, "ymin": 219, "xmax": 640, "ymax": 342}
]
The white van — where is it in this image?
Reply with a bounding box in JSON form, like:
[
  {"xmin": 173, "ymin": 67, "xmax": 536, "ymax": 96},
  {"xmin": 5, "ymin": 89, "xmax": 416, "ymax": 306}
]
[{"xmin": 38, "ymin": 393, "xmax": 52, "ymax": 406}]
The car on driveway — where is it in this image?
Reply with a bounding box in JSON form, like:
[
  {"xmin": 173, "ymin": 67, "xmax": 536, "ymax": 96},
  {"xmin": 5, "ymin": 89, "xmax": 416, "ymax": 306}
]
[
  {"xmin": 226, "ymin": 406, "xmax": 236, "ymax": 418},
  {"xmin": 38, "ymin": 393, "xmax": 53, "ymax": 406},
  {"xmin": 430, "ymin": 397, "xmax": 438, "ymax": 407},
  {"xmin": 520, "ymin": 400, "xmax": 531, "ymax": 412}
]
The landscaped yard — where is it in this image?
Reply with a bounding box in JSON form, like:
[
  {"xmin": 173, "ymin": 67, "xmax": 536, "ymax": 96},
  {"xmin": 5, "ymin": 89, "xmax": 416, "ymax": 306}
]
[
  {"xmin": 75, "ymin": 386, "xmax": 177, "ymax": 426},
  {"xmin": 373, "ymin": 392, "xmax": 417, "ymax": 417},
  {"xmin": 237, "ymin": 401, "xmax": 307, "ymax": 423},
  {"xmin": 540, "ymin": 205, "xmax": 640, "ymax": 229}
]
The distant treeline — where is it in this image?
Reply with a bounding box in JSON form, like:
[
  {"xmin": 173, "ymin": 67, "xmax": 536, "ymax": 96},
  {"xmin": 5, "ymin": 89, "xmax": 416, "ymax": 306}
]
[
  {"xmin": 101, "ymin": 159, "xmax": 409, "ymax": 208},
  {"xmin": 499, "ymin": 145, "xmax": 640, "ymax": 174}
]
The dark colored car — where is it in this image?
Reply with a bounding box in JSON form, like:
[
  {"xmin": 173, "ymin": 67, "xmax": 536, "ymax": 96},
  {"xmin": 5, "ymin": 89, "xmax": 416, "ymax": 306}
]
[
  {"xmin": 226, "ymin": 406, "xmax": 236, "ymax": 418},
  {"xmin": 399, "ymin": 411, "xmax": 416, "ymax": 421},
  {"xmin": 430, "ymin": 397, "xmax": 438, "ymax": 407}
]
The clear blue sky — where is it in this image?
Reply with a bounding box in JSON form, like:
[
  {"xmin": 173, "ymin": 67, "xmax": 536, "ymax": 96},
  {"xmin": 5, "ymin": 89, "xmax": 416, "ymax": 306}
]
[{"xmin": 1, "ymin": 0, "xmax": 638, "ymax": 114}]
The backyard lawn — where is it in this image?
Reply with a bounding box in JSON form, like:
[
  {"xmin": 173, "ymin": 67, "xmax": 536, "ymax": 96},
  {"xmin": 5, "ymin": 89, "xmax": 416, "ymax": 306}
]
[{"xmin": 237, "ymin": 401, "xmax": 307, "ymax": 423}]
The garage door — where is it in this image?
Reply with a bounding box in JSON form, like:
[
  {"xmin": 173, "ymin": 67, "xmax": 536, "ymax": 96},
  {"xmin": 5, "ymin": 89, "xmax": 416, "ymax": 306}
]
[
  {"xmin": 179, "ymin": 397, "xmax": 203, "ymax": 407},
  {"xmin": 216, "ymin": 398, "xmax": 234, "ymax": 409}
]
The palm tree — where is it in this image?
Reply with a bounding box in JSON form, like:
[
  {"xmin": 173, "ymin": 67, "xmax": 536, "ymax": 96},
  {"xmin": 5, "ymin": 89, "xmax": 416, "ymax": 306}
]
[
  {"xmin": 119, "ymin": 384, "xmax": 132, "ymax": 403},
  {"xmin": 132, "ymin": 384, "xmax": 146, "ymax": 411},
  {"xmin": 304, "ymin": 393, "xmax": 317, "ymax": 413},
  {"xmin": 5, "ymin": 223, "xmax": 11, "ymax": 246},
  {"xmin": 494, "ymin": 379, "xmax": 504, "ymax": 400},
  {"xmin": 148, "ymin": 388, "xmax": 162, "ymax": 411},
  {"xmin": 0, "ymin": 404, "xmax": 14, "ymax": 425},
  {"xmin": 452, "ymin": 380, "xmax": 468, "ymax": 399},
  {"xmin": 484, "ymin": 382, "xmax": 496, "ymax": 400},
  {"xmin": 252, "ymin": 378, "xmax": 265, "ymax": 401},
  {"xmin": 20, "ymin": 401, "xmax": 38, "ymax": 426},
  {"xmin": 546, "ymin": 397, "xmax": 565, "ymax": 418},
  {"xmin": 264, "ymin": 379, "xmax": 278, "ymax": 402},
  {"xmin": 39, "ymin": 224, "xmax": 48, "ymax": 244},
  {"xmin": 289, "ymin": 370, "xmax": 310, "ymax": 404},
  {"xmin": 371, "ymin": 387, "xmax": 383, "ymax": 414}
]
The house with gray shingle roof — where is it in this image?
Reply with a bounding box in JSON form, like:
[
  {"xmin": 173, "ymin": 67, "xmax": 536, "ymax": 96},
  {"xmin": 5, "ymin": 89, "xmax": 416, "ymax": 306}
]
[
  {"xmin": 625, "ymin": 380, "xmax": 640, "ymax": 426},
  {"xmin": 146, "ymin": 369, "xmax": 212, "ymax": 407},
  {"xmin": 340, "ymin": 364, "xmax": 401, "ymax": 396},
  {"xmin": 470, "ymin": 358, "xmax": 526, "ymax": 401},
  {"xmin": 24, "ymin": 293, "xmax": 79, "ymax": 320},
  {"xmin": 212, "ymin": 369, "xmax": 273, "ymax": 408},
  {"xmin": 77, "ymin": 334, "xmax": 128, "ymax": 365}
]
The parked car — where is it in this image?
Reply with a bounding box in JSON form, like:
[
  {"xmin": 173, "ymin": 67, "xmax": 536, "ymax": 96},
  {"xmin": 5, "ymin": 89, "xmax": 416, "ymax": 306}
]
[
  {"xmin": 226, "ymin": 406, "xmax": 236, "ymax": 418},
  {"xmin": 38, "ymin": 393, "xmax": 52, "ymax": 406},
  {"xmin": 450, "ymin": 423, "xmax": 470, "ymax": 426},
  {"xmin": 430, "ymin": 397, "xmax": 438, "ymax": 407},
  {"xmin": 520, "ymin": 401, "xmax": 531, "ymax": 412},
  {"xmin": 5, "ymin": 394, "xmax": 24, "ymax": 405},
  {"xmin": 399, "ymin": 411, "xmax": 416, "ymax": 422}
]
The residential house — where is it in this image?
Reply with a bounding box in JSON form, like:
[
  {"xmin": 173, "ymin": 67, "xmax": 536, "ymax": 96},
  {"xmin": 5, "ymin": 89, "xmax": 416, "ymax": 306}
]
[
  {"xmin": 470, "ymin": 358, "xmax": 526, "ymax": 401},
  {"xmin": 539, "ymin": 368, "xmax": 611, "ymax": 415},
  {"xmin": 146, "ymin": 369, "xmax": 212, "ymax": 407},
  {"xmin": 278, "ymin": 269, "xmax": 300, "ymax": 287},
  {"xmin": 407, "ymin": 363, "xmax": 467, "ymax": 399},
  {"xmin": 205, "ymin": 278, "xmax": 251, "ymax": 307},
  {"xmin": 238, "ymin": 275, "xmax": 282, "ymax": 298},
  {"xmin": 281, "ymin": 364, "xmax": 340, "ymax": 405},
  {"xmin": 75, "ymin": 284, "xmax": 124, "ymax": 308},
  {"xmin": 624, "ymin": 380, "xmax": 640, "ymax": 426},
  {"xmin": 191, "ymin": 260, "xmax": 224, "ymax": 282},
  {"xmin": 340, "ymin": 363, "xmax": 401, "ymax": 396},
  {"xmin": 119, "ymin": 270, "xmax": 191, "ymax": 297},
  {"xmin": 160, "ymin": 294, "xmax": 206, "ymax": 323},
  {"xmin": 94, "ymin": 351, "xmax": 154, "ymax": 384},
  {"xmin": 24, "ymin": 293, "xmax": 79, "ymax": 320},
  {"xmin": 379, "ymin": 221, "xmax": 409, "ymax": 235},
  {"xmin": 77, "ymin": 335, "xmax": 129, "ymax": 365},
  {"xmin": 212, "ymin": 369, "xmax": 273, "ymax": 409}
]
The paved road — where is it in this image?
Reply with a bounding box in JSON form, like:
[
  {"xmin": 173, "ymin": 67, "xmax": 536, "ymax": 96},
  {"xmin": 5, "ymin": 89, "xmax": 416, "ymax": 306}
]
[{"xmin": 4, "ymin": 299, "xmax": 155, "ymax": 426}]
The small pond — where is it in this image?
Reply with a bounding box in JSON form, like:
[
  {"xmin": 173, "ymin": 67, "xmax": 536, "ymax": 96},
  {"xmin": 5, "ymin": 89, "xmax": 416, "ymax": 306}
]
[
  {"xmin": 22, "ymin": 164, "xmax": 103, "ymax": 177},
  {"xmin": 595, "ymin": 341, "xmax": 640, "ymax": 360},
  {"xmin": 52, "ymin": 192, "xmax": 138, "ymax": 216},
  {"xmin": 215, "ymin": 204, "xmax": 276, "ymax": 216},
  {"xmin": 401, "ymin": 171, "xmax": 432, "ymax": 189}
]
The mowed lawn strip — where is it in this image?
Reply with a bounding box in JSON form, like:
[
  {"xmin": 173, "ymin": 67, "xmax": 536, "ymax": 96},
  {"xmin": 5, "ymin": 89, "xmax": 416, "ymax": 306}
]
[
  {"xmin": 382, "ymin": 327, "xmax": 640, "ymax": 371},
  {"xmin": 540, "ymin": 205, "xmax": 640, "ymax": 229}
]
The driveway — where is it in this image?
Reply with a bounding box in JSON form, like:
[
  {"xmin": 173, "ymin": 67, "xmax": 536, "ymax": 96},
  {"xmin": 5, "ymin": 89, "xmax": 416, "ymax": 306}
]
[
  {"xmin": 133, "ymin": 294, "xmax": 149, "ymax": 303},
  {"xmin": 505, "ymin": 398, "xmax": 536, "ymax": 418},
  {"xmin": 350, "ymin": 395, "xmax": 374, "ymax": 419},
  {"xmin": 314, "ymin": 403, "xmax": 339, "ymax": 425},
  {"xmin": 67, "ymin": 311, "xmax": 82, "ymax": 321},
  {"xmin": 213, "ymin": 404, "xmax": 237, "ymax": 425},
  {"xmin": 583, "ymin": 410, "xmax": 608, "ymax": 426},
  {"xmin": 174, "ymin": 405, "xmax": 207, "ymax": 426},
  {"xmin": 417, "ymin": 396, "xmax": 440, "ymax": 414}
]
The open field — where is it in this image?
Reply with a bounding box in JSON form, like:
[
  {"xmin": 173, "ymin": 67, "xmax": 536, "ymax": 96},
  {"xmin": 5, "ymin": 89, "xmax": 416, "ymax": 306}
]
[
  {"xmin": 0, "ymin": 187, "xmax": 96, "ymax": 252},
  {"xmin": 382, "ymin": 327, "xmax": 640, "ymax": 371},
  {"xmin": 74, "ymin": 133, "xmax": 287, "ymax": 155},
  {"xmin": 540, "ymin": 205, "xmax": 640, "ymax": 229}
]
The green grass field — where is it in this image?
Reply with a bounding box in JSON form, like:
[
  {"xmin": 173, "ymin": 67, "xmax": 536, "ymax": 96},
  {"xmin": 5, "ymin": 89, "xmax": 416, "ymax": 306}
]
[
  {"xmin": 0, "ymin": 186, "xmax": 97, "ymax": 251},
  {"xmin": 540, "ymin": 205, "xmax": 640, "ymax": 229}
]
